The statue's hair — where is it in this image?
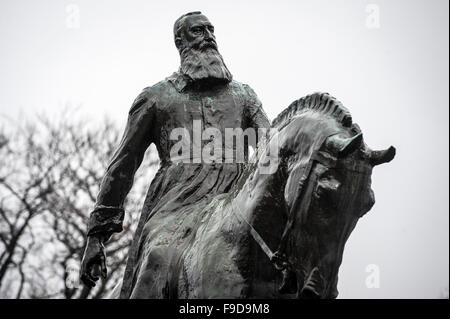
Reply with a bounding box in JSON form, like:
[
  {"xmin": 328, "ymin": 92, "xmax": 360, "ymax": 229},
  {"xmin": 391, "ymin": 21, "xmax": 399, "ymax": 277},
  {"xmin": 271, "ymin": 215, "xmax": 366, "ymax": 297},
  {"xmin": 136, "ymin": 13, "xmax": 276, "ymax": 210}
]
[
  {"xmin": 272, "ymin": 92, "xmax": 353, "ymax": 128},
  {"xmin": 173, "ymin": 11, "xmax": 203, "ymax": 40}
]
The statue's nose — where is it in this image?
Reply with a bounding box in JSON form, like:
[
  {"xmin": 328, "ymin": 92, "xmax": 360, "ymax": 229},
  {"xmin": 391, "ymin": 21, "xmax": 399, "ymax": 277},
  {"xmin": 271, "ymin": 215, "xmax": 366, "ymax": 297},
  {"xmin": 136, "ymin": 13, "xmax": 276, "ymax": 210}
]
[{"xmin": 204, "ymin": 29, "xmax": 214, "ymax": 40}]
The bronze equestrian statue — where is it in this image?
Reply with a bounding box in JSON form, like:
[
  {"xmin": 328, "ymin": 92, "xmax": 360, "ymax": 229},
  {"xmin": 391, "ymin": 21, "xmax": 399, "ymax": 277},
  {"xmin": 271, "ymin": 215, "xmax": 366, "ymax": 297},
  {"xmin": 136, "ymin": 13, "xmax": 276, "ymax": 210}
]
[{"xmin": 80, "ymin": 11, "xmax": 395, "ymax": 299}]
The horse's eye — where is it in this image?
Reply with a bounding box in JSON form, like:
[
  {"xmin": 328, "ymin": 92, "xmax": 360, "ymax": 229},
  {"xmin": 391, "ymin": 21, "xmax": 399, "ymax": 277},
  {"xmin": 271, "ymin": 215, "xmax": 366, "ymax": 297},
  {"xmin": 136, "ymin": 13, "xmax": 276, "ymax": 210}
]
[
  {"xmin": 314, "ymin": 177, "xmax": 341, "ymax": 202},
  {"xmin": 313, "ymin": 177, "xmax": 342, "ymax": 216},
  {"xmin": 317, "ymin": 177, "xmax": 341, "ymax": 192}
]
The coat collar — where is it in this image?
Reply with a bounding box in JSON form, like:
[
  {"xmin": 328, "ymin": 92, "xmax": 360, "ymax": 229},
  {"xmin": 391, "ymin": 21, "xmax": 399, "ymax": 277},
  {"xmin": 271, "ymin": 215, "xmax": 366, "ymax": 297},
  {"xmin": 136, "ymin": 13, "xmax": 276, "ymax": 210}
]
[
  {"xmin": 166, "ymin": 72, "xmax": 191, "ymax": 93},
  {"xmin": 167, "ymin": 71, "xmax": 233, "ymax": 93}
]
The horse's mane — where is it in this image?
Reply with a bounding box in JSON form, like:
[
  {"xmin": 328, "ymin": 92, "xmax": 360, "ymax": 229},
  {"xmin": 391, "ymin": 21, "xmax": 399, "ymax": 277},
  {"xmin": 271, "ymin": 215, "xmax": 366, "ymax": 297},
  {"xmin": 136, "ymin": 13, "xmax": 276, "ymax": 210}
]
[{"xmin": 271, "ymin": 92, "xmax": 353, "ymax": 128}]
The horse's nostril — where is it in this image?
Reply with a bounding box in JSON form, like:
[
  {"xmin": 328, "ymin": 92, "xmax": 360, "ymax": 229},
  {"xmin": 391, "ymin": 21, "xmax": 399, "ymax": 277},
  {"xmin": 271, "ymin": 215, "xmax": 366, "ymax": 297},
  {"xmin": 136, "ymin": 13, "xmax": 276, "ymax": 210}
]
[
  {"xmin": 329, "ymin": 290, "xmax": 339, "ymax": 299},
  {"xmin": 328, "ymin": 285, "xmax": 339, "ymax": 299}
]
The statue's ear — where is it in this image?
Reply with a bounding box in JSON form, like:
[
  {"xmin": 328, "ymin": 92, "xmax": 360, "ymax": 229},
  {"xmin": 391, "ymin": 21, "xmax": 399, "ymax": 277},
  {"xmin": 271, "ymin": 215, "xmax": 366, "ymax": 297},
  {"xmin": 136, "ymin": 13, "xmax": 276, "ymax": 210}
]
[{"xmin": 175, "ymin": 37, "xmax": 183, "ymax": 50}]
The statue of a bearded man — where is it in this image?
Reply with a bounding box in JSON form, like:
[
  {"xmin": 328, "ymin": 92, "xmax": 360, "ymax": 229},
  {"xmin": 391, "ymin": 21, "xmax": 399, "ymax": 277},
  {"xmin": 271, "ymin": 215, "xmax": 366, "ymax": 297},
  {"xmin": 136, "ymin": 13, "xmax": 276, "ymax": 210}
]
[{"xmin": 80, "ymin": 11, "xmax": 270, "ymax": 298}]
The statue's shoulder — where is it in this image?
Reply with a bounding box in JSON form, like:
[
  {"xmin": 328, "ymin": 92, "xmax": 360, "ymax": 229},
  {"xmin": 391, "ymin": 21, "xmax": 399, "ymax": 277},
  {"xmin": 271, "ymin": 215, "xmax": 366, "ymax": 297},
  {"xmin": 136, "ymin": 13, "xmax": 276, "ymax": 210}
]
[
  {"xmin": 229, "ymin": 80, "xmax": 262, "ymax": 113},
  {"xmin": 229, "ymin": 80, "xmax": 259, "ymax": 100},
  {"xmin": 229, "ymin": 79, "xmax": 247, "ymax": 91},
  {"xmin": 141, "ymin": 79, "xmax": 174, "ymax": 98},
  {"xmin": 129, "ymin": 79, "xmax": 173, "ymax": 115}
]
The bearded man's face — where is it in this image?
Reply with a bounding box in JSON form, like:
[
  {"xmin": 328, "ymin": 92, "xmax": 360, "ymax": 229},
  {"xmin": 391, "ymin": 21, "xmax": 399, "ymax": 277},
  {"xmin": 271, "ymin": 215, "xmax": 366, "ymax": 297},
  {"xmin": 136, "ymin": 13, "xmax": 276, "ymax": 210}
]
[
  {"xmin": 180, "ymin": 14, "xmax": 217, "ymax": 51},
  {"xmin": 176, "ymin": 14, "xmax": 232, "ymax": 84}
]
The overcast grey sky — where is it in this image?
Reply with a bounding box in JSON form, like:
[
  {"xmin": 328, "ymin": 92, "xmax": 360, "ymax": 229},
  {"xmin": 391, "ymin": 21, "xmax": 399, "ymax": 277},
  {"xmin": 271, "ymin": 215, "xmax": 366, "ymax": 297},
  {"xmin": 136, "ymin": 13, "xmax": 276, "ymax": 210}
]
[{"xmin": 0, "ymin": 0, "xmax": 448, "ymax": 298}]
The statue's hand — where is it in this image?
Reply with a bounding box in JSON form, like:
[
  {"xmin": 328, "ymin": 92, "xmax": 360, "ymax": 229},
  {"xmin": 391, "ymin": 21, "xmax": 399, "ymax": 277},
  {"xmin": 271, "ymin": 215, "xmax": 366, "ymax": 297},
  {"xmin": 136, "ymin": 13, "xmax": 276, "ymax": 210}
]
[{"xmin": 80, "ymin": 235, "xmax": 107, "ymax": 287}]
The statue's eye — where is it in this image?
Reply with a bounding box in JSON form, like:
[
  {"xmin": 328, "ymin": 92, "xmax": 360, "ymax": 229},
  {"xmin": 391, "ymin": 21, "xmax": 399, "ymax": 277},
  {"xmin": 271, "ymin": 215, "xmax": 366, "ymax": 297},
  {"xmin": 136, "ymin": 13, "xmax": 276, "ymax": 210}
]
[{"xmin": 191, "ymin": 27, "xmax": 202, "ymax": 34}]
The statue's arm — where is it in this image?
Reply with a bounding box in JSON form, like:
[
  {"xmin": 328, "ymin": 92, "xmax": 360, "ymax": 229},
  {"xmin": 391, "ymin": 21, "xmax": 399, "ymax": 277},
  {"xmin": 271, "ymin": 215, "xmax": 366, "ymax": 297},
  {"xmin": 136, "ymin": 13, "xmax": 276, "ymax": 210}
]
[
  {"xmin": 242, "ymin": 84, "xmax": 271, "ymax": 143},
  {"xmin": 87, "ymin": 89, "xmax": 156, "ymax": 241}
]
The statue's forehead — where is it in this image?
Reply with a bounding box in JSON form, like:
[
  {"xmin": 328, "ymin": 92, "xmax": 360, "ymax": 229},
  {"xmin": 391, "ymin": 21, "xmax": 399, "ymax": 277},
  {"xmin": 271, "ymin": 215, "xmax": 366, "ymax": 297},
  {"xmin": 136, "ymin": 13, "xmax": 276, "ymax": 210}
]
[{"xmin": 183, "ymin": 14, "xmax": 212, "ymax": 28}]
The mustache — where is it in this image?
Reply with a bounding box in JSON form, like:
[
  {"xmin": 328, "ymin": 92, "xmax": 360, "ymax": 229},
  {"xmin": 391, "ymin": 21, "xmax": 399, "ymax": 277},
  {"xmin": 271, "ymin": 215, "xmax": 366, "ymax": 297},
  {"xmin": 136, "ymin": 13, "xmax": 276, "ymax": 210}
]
[
  {"xmin": 188, "ymin": 38, "xmax": 217, "ymax": 51},
  {"xmin": 200, "ymin": 39, "xmax": 217, "ymax": 50},
  {"xmin": 179, "ymin": 39, "xmax": 219, "ymax": 57}
]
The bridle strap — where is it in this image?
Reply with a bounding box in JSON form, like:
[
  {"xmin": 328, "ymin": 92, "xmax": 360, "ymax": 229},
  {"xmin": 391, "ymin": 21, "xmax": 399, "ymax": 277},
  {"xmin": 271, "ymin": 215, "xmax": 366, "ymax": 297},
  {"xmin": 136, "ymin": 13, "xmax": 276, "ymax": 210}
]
[
  {"xmin": 229, "ymin": 134, "xmax": 338, "ymax": 272},
  {"xmin": 273, "ymin": 148, "xmax": 337, "ymax": 263},
  {"xmin": 230, "ymin": 200, "xmax": 293, "ymax": 271},
  {"xmin": 272, "ymin": 160, "xmax": 318, "ymax": 266},
  {"xmin": 230, "ymin": 201, "xmax": 275, "ymax": 260}
]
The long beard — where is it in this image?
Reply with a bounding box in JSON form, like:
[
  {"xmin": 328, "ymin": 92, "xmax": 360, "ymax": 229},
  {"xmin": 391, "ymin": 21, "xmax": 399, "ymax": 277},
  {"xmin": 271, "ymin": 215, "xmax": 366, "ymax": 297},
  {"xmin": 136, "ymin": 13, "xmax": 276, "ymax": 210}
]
[{"xmin": 180, "ymin": 46, "xmax": 232, "ymax": 84}]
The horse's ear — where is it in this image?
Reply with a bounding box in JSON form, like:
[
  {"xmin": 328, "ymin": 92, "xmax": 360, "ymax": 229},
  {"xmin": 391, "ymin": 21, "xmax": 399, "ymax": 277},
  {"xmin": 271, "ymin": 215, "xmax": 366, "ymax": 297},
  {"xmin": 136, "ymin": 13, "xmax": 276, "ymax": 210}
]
[
  {"xmin": 325, "ymin": 133, "xmax": 363, "ymax": 157},
  {"xmin": 369, "ymin": 146, "xmax": 396, "ymax": 166}
]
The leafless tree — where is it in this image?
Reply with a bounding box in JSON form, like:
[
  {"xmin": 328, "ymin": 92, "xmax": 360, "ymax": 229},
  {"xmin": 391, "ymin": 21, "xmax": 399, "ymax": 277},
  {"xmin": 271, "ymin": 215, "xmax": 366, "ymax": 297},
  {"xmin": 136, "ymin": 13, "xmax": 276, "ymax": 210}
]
[
  {"xmin": 0, "ymin": 122, "xmax": 56, "ymax": 297},
  {"xmin": 0, "ymin": 111, "xmax": 159, "ymax": 298}
]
